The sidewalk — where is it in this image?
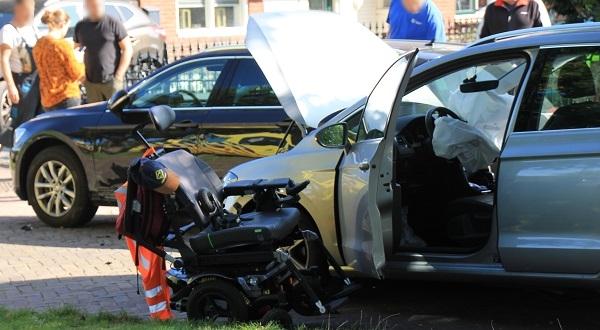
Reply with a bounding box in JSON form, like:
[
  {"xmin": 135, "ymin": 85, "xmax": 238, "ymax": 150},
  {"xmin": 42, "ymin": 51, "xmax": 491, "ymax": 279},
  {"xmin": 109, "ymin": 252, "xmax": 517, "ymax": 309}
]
[
  {"xmin": 0, "ymin": 150, "xmax": 12, "ymax": 195},
  {"xmin": 0, "ymin": 150, "xmax": 155, "ymax": 317}
]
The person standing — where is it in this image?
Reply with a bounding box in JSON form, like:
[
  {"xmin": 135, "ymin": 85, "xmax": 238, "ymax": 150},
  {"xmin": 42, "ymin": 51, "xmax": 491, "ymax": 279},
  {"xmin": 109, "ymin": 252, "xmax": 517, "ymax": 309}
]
[
  {"xmin": 0, "ymin": 0, "xmax": 37, "ymax": 146},
  {"xmin": 387, "ymin": 0, "xmax": 446, "ymax": 42},
  {"xmin": 0, "ymin": 0, "xmax": 36, "ymax": 106},
  {"xmin": 480, "ymin": 0, "xmax": 544, "ymax": 38},
  {"xmin": 74, "ymin": 0, "xmax": 132, "ymax": 103},
  {"xmin": 33, "ymin": 10, "xmax": 85, "ymax": 111}
]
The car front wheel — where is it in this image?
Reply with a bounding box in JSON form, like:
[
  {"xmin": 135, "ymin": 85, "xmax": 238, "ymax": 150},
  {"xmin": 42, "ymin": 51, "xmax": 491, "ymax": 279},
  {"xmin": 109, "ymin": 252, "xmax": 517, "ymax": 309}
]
[
  {"xmin": 0, "ymin": 81, "xmax": 12, "ymax": 148},
  {"xmin": 26, "ymin": 146, "xmax": 97, "ymax": 227}
]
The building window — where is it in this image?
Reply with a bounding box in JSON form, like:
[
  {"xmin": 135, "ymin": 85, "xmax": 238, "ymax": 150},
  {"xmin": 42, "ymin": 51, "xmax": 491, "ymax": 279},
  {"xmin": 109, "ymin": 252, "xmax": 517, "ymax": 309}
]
[
  {"xmin": 456, "ymin": 0, "xmax": 478, "ymax": 13},
  {"xmin": 177, "ymin": 0, "xmax": 241, "ymax": 30},
  {"xmin": 179, "ymin": 0, "xmax": 206, "ymax": 28},
  {"xmin": 215, "ymin": 0, "xmax": 238, "ymax": 27},
  {"xmin": 309, "ymin": 0, "xmax": 333, "ymax": 11}
]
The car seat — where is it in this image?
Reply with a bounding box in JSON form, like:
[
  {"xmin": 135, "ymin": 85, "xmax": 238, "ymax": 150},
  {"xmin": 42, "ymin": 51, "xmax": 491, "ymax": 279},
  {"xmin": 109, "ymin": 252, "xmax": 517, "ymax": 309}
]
[{"xmin": 544, "ymin": 57, "xmax": 600, "ymax": 130}]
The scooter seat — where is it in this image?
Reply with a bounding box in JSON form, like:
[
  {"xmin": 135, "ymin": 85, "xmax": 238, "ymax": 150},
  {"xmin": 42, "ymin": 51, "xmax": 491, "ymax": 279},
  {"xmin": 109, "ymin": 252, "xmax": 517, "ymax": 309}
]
[{"xmin": 189, "ymin": 208, "xmax": 300, "ymax": 254}]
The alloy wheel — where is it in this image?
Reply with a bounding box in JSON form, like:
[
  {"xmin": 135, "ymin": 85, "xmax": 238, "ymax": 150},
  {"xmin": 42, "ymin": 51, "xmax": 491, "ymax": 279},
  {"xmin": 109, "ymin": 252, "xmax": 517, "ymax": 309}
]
[
  {"xmin": 0, "ymin": 87, "xmax": 11, "ymax": 131},
  {"xmin": 33, "ymin": 160, "xmax": 76, "ymax": 217}
]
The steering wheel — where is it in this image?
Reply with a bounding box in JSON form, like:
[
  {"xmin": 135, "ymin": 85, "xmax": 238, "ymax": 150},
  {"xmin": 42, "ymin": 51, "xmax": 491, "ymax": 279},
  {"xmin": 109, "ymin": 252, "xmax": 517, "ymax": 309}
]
[
  {"xmin": 174, "ymin": 90, "xmax": 202, "ymax": 105},
  {"xmin": 425, "ymin": 107, "xmax": 461, "ymax": 138}
]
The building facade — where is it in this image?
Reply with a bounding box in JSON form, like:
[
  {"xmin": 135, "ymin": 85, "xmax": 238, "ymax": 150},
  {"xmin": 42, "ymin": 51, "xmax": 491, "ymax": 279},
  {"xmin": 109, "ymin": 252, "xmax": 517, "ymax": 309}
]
[{"xmin": 138, "ymin": 0, "xmax": 486, "ymax": 47}]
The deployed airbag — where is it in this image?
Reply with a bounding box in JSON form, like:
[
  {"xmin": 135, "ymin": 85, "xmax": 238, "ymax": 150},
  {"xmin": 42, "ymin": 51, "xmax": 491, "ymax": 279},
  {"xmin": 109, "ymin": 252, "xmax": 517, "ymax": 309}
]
[{"xmin": 432, "ymin": 117, "xmax": 499, "ymax": 173}]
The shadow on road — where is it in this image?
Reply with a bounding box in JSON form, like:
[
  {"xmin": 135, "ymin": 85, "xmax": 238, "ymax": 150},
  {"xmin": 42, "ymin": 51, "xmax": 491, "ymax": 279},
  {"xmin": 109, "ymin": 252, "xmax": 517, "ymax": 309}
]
[
  {"xmin": 7, "ymin": 275, "xmax": 597, "ymax": 329},
  {"xmin": 306, "ymin": 280, "xmax": 600, "ymax": 330},
  {"xmin": 0, "ymin": 212, "xmax": 125, "ymax": 250}
]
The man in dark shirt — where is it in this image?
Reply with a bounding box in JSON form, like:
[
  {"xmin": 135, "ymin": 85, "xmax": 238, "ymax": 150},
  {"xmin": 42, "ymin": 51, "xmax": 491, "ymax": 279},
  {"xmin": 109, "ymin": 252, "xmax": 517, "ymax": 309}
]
[
  {"xmin": 480, "ymin": 0, "xmax": 543, "ymax": 38},
  {"xmin": 74, "ymin": 0, "xmax": 132, "ymax": 102}
]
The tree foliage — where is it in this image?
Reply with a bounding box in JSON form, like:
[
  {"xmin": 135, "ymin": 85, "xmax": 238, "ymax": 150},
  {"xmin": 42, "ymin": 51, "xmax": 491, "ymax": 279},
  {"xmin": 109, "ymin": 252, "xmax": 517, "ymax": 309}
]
[{"xmin": 544, "ymin": 0, "xmax": 600, "ymax": 23}]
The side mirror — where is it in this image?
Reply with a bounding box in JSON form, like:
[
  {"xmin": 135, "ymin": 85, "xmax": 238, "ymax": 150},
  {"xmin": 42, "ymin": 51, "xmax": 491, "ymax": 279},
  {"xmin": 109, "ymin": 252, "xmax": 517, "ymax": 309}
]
[
  {"xmin": 316, "ymin": 123, "xmax": 348, "ymax": 148},
  {"xmin": 149, "ymin": 105, "xmax": 176, "ymax": 131},
  {"xmin": 107, "ymin": 89, "xmax": 129, "ymax": 114}
]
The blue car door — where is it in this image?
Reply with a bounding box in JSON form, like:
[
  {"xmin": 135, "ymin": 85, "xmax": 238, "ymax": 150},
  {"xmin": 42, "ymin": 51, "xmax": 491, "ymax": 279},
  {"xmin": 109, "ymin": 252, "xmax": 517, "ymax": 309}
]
[
  {"xmin": 93, "ymin": 58, "xmax": 234, "ymax": 196},
  {"xmin": 201, "ymin": 57, "xmax": 302, "ymax": 176}
]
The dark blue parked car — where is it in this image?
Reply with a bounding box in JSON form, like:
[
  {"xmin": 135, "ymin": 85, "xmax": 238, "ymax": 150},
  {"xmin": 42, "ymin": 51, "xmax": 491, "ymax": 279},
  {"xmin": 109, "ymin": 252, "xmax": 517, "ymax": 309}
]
[{"xmin": 10, "ymin": 46, "xmax": 302, "ymax": 227}]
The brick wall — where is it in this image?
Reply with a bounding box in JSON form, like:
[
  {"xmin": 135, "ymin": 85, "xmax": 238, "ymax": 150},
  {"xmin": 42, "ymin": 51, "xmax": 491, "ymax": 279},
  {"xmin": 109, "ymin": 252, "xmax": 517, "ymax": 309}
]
[
  {"xmin": 141, "ymin": 0, "xmax": 462, "ymax": 59},
  {"xmin": 248, "ymin": 0, "xmax": 264, "ymax": 14},
  {"xmin": 432, "ymin": 0, "xmax": 456, "ymax": 23},
  {"xmin": 140, "ymin": 0, "xmax": 252, "ymax": 58},
  {"xmin": 139, "ymin": 0, "xmax": 178, "ymax": 44}
]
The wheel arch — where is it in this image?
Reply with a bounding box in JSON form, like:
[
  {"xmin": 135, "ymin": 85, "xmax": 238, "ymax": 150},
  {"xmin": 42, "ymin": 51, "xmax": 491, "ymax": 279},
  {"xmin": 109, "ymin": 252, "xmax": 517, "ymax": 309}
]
[{"xmin": 18, "ymin": 136, "xmax": 93, "ymax": 201}]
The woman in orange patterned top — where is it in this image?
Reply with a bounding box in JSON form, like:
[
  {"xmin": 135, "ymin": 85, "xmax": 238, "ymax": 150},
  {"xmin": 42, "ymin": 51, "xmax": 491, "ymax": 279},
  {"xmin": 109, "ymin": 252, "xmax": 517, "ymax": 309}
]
[{"xmin": 33, "ymin": 9, "xmax": 84, "ymax": 111}]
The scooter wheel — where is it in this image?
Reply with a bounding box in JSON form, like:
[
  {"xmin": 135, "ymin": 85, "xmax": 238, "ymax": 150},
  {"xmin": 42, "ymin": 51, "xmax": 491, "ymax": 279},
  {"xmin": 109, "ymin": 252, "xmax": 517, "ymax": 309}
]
[
  {"xmin": 186, "ymin": 278, "xmax": 249, "ymax": 322},
  {"xmin": 260, "ymin": 308, "xmax": 293, "ymax": 329}
]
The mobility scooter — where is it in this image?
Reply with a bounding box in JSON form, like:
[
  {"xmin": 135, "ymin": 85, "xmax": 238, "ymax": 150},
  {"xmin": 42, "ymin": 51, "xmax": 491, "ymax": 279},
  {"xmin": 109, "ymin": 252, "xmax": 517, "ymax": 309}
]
[{"xmin": 112, "ymin": 100, "xmax": 358, "ymax": 325}]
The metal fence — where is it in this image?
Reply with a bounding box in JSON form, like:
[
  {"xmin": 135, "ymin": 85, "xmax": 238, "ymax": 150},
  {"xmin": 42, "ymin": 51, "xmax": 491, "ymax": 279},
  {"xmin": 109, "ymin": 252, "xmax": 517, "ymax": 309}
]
[
  {"xmin": 125, "ymin": 49, "xmax": 168, "ymax": 88},
  {"xmin": 363, "ymin": 17, "xmax": 481, "ymax": 42},
  {"xmin": 125, "ymin": 17, "xmax": 482, "ymax": 87},
  {"xmin": 446, "ymin": 18, "xmax": 481, "ymax": 43},
  {"xmin": 125, "ymin": 41, "xmax": 243, "ymax": 87}
]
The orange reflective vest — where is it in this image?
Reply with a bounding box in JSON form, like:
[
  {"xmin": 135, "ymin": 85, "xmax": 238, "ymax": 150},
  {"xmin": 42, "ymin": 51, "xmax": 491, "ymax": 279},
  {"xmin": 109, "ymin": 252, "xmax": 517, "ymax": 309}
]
[{"xmin": 115, "ymin": 184, "xmax": 172, "ymax": 320}]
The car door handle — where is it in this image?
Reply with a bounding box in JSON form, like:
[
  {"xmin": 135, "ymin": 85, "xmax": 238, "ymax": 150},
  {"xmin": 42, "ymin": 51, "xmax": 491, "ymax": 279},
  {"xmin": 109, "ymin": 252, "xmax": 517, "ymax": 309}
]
[
  {"xmin": 171, "ymin": 122, "xmax": 199, "ymax": 129},
  {"xmin": 359, "ymin": 161, "xmax": 370, "ymax": 171}
]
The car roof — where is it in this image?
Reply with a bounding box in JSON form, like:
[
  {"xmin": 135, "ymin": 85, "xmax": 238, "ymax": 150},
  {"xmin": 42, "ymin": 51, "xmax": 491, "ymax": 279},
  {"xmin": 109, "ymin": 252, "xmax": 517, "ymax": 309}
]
[
  {"xmin": 414, "ymin": 23, "xmax": 600, "ymax": 77},
  {"xmin": 192, "ymin": 45, "xmax": 251, "ymax": 58},
  {"xmin": 385, "ymin": 39, "xmax": 464, "ymax": 56},
  {"xmin": 321, "ymin": 24, "xmax": 600, "ymax": 127},
  {"xmin": 126, "ymin": 45, "xmax": 250, "ymax": 90},
  {"xmin": 471, "ymin": 22, "xmax": 600, "ymax": 48}
]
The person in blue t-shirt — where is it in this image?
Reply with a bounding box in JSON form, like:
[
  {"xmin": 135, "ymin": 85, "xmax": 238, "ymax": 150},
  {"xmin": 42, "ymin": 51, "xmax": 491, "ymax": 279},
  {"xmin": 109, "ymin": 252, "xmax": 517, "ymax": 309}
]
[{"xmin": 387, "ymin": 0, "xmax": 446, "ymax": 42}]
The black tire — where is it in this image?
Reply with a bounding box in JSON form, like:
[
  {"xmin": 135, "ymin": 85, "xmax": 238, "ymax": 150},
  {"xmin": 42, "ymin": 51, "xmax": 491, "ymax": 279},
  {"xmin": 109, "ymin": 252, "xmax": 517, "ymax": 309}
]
[
  {"xmin": 0, "ymin": 81, "xmax": 12, "ymax": 149},
  {"xmin": 0, "ymin": 81, "xmax": 11, "ymax": 133},
  {"xmin": 26, "ymin": 146, "xmax": 97, "ymax": 227},
  {"xmin": 187, "ymin": 278, "xmax": 249, "ymax": 322},
  {"xmin": 260, "ymin": 308, "xmax": 293, "ymax": 329}
]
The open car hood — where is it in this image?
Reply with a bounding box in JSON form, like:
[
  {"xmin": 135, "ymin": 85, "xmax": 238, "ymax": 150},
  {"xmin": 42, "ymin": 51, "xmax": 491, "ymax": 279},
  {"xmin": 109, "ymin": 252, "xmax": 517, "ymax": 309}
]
[{"xmin": 246, "ymin": 11, "xmax": 399, "ymax": 129}]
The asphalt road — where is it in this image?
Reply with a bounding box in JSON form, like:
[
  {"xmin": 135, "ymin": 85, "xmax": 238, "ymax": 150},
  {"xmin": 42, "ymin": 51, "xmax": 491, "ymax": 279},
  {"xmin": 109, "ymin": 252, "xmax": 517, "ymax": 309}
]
[{"xmin": 2, "ymin": 152, "xmax": 600, "ymax": 329}]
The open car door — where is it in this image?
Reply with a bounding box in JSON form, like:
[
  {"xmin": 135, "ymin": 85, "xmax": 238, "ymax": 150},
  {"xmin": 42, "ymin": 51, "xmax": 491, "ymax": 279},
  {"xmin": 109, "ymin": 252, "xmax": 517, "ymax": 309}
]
[{"xmin": 337, "ymin": 50, "xmax": 419, "ymax": 278}]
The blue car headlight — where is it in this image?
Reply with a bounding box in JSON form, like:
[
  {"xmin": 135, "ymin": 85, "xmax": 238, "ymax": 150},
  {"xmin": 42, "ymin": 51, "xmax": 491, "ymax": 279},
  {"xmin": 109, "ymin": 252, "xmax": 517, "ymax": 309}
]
[
  {"xmin": 222, "ymin": 171, "xmax": 239, "ymax": 186},
  {"xmin": 13, "ymin": 127, "xmax": 27, "ymax": 146}
]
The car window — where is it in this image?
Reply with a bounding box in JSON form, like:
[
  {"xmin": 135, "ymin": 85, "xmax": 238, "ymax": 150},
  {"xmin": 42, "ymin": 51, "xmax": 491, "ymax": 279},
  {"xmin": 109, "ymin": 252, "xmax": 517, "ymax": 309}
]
[
  {"xmin": 118, "ymin": 6, "xmax": 134, "ymax": 21},
  {"xmin": 357, "ymin": 55, "xmax": 411, "ymax": 141},
  {"xmin": 515, "ymin": 47, "xmax": 600, "ymax": 132},
  {"xmin": 344, "ymin": 108, "xmax": 364, "ymax": 144},
  {"xmin": 217, "ymin": 59, "xmax": 280, "ymax": 107},
  {"xmin": 130, "ymin": 59, "xmax": 228, "ymax": 109},
  {"xmin": 106, "ymin": 5, "xmax": 121, "ymax": 21},
  {"xmin": 401, "ymin": 57, "xmax": 527, "ymax": 148}
]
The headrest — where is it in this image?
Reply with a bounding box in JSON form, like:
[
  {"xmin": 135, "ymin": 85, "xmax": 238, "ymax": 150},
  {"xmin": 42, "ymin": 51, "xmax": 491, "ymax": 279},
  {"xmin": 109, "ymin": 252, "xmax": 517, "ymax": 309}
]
[
  {"xmin": 155, "ymin": 150, "xmax": 223, "ymax": 226},
  {"xmin": 558, "ymin": 58, "xmax": 596, "ymax": 99}
]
